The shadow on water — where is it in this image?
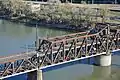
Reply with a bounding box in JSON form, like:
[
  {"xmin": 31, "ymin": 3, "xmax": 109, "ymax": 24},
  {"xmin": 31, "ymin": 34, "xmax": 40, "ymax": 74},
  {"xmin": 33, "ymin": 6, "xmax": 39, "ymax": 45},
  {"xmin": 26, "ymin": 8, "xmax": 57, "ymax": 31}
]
[{"xmin": 112, "ymin": 51, "xmax": 120, "ymax": 56}]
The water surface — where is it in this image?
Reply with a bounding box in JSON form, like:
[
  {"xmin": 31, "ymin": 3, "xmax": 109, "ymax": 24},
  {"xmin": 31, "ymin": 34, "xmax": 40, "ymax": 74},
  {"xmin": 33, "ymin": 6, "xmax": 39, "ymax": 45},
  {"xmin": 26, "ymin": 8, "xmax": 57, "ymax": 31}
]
[{"xmin": 0, "ymin": 20, "xmax": 71, "ymax": 56}]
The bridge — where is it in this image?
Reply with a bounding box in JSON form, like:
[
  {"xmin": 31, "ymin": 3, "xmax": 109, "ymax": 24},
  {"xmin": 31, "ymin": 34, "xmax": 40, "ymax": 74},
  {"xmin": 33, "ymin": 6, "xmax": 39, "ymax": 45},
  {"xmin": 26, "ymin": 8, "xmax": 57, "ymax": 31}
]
[{"xmin": 0, "ymin": 23, "xmax": 119, "ymax": 79}]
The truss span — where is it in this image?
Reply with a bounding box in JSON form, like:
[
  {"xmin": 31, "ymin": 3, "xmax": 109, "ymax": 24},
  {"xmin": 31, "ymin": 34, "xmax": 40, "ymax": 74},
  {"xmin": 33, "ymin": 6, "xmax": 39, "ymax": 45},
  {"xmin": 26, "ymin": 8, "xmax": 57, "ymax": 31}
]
[{"xmin": 0, "ymin": 23, "xmax": 120, "ymax": 79}]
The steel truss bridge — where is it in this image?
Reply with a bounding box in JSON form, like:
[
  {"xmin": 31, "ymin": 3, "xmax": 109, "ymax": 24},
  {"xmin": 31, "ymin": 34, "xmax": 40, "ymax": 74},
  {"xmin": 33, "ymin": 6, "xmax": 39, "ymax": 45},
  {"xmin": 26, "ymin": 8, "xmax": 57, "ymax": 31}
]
[{"xmin": 0, "ymin": 23, "xmax": 120, "ymax": 79}]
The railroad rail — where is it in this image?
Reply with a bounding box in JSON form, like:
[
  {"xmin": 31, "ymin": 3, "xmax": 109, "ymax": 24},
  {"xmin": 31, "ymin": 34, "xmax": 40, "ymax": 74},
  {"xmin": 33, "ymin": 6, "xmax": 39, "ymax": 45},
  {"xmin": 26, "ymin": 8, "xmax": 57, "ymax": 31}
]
[{"xmin": 0, "ymin": 23, "xmax": 120, "ymax": 79}]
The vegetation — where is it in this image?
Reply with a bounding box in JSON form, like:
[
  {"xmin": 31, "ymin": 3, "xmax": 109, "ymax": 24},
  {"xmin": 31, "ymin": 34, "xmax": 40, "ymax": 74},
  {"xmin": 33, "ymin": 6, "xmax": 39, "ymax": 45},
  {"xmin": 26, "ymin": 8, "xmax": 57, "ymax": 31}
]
[
  {"xmin": 1, "ymin": 0, "xmax": 119, "ymax": 29},
  {"xmin": 0, "ymin": 0, "xmax": 31, "ymax": 17}
]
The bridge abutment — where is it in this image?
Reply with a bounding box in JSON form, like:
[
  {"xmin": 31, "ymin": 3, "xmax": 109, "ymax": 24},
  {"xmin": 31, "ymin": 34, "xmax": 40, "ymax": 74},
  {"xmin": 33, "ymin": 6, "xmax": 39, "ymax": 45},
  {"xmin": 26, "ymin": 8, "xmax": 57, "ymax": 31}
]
[
  {"xmin": 27, "ymin": 70, "xmax": 43, "ymax": 80},
  {"xmin": 94, "ymin": 53, "xmax": 111, "ymax": 66}
]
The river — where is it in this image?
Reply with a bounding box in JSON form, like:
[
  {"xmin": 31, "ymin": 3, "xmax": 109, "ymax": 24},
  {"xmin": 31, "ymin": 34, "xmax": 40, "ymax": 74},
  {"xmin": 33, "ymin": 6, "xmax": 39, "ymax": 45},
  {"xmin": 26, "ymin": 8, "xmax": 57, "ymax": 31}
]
[
  {"xmin": 0, "ymin": 20, "xmax": 71, "ymax": 56},
  {"xmin": 0, "ymin": 19, "xmax": 120, "ymax": 80}
]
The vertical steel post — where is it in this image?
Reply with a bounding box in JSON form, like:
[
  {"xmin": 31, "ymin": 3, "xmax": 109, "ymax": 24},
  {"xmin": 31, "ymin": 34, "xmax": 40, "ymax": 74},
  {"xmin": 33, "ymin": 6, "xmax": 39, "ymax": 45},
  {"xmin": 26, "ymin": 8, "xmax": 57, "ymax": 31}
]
[
  {"xmin": 106, "ymin": 25, "xmax": 110, "ymax": 55},
  {"xmin": 36, "ymin": 24, "xmax": 38, "ymax": 50},
  {"xmin": 74, "ymin": 39, "xmax": 77, "ymax": 58},
  {"xmin": 96, "ymin": 35, "xmax": 98, "ymax": 53},
  {"xmin": 12, "ymin": 62, "xmax": 15, "ymax": 74},
  {"xmin": 85, "ymin": 37, "xmax": 88, "ymax": 56},
  {"xmin": 36, "ymin": 23, "xmax": 39, "ymax": 69},
  {"xmin": 63, "ymin": 41, "xmax": 65, "ymax": 61},
  {"xmin": 51, "ymin": 44, "xmax": 53, "ymax": 64}
]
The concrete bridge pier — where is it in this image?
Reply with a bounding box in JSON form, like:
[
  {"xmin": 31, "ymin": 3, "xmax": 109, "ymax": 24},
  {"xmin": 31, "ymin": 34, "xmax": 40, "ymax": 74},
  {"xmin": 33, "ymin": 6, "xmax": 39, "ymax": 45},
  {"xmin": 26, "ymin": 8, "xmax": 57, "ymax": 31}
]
[
  {"xmin": 27, "ymin": 70, "xmax": 43, "ymax": 80},
  {"xmin": 37, "ymin": 70, "xmax": 43, "ymax": 80},
  {"xmin": 94, "ymin": 52, "xmax": 111, "ymax": 66}
]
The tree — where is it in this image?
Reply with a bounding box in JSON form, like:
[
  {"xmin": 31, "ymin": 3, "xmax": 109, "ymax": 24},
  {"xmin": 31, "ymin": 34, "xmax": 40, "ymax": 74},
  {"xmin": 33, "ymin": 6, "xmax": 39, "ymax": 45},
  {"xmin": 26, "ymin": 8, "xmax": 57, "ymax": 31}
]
[{"xmin": 0, "ymin": 0, "xmax": 31, "ymax": 17}]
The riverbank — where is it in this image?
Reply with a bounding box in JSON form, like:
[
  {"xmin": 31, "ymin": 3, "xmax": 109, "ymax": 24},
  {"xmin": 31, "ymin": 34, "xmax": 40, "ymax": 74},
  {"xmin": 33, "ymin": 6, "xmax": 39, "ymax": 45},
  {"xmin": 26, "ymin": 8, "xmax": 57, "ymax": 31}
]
[
  {"xmin": 1, "ymin": 15, "xmax": 119, "ymax": 32},
  {"xmin": 1, "ymin": 1, "xmax": 120, "ymax": 31},
  {"xmin": 0, "ymin": 16, "xmax": 91, "ymax": 32},
  {"xmin": 0, "ymin": 1, "xmax": 109, "ymax": 32},
  {"xmin": 1, "ymin": 13, "xmax": 120, "ymax": 32}
]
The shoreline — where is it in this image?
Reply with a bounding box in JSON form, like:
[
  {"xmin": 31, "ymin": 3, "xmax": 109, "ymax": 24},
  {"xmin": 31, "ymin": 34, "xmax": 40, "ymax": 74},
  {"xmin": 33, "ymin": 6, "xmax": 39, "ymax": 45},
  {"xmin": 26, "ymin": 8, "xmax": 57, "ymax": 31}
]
[
  {"xmin": 0, "ymin": 17, "xmax": 91, "ymax": 32},
  {"xmin": 0, "ymin": 15, "xmax": 119, "ymax": 32}
]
